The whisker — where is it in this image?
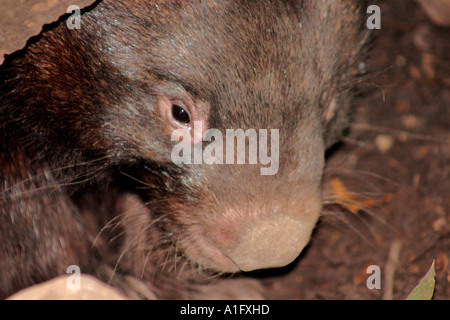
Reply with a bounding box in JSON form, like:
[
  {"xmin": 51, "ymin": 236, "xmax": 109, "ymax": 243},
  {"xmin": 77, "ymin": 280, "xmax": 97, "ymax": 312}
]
[
  {"xmin": 112, "ymin": 213, "xmax": 167, "ymax": 279},
  {"xmin": 119, "ymin": 171, "xmax": 151, "ymax": 188},
  {"xmin": 1, "ymin": 156, "xmax": 111, "ymax": 199},
  {"xmin": 324, "ymin": 169, "xmax": 401, "ymax": 187},
  {"xmin": 320, "ymin": 209, "xmax": 376, "ymax": 247},
  {"xmin": 351, "ymin": 123, "xmax": 449, "ymax": 144}
]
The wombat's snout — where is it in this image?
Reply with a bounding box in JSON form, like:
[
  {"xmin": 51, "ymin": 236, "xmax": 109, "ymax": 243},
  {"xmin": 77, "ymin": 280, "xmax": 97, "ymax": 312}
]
[
  {"xmin": 224, "ymin": 216, "xmax": 313, "ymax": 272},
  {"xmin": 204, "ymin": 208, "xmax": 319, "ymax": 272}
]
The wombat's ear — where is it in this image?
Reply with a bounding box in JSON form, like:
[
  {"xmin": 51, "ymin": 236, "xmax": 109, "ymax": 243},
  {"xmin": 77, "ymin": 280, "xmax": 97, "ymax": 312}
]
[{"xmin": 322, "ymin": 93, "xmax": 352, "ymax": 149}]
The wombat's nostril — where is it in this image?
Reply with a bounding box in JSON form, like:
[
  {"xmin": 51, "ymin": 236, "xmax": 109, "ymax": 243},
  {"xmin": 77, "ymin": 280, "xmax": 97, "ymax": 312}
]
[{"xmin": 224, "ymin": 216, "xmax": 313, "ymax": 272}]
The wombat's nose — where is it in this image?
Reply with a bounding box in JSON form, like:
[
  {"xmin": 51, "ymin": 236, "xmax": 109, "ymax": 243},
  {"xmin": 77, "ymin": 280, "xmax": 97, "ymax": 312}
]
[{"xmin": 225, "ymin": 215, "xmax": 313, "ymax": 272}]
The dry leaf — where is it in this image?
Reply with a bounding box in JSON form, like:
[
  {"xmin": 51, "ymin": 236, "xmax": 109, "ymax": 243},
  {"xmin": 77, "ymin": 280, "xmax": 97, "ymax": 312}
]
[
  {"xmin": 330, "ymin": 177, "xmax": 393, "ymax": 214},
  {"xmin": 353, "ymin": 262, "xmax": 376, "ymax": 285}
]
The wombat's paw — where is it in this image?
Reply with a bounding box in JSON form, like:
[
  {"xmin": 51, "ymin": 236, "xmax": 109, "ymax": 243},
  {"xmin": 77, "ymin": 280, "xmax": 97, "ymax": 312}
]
[{"xmin": 191, "ymin": 278, "xmax": 265, "ymax": 300}]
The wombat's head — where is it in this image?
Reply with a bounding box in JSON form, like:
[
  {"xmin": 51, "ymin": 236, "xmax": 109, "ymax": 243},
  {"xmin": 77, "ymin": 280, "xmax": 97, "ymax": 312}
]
[
  {"xmin": 12, "ymin": 0, "xmax": 365, "ymax": 273},
  {"xmin": 117, "ymin": 1, "xmax": 325, "ymax": 272}
]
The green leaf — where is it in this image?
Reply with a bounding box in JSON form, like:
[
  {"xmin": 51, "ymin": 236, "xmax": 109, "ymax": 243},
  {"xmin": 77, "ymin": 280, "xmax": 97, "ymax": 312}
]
[{"xmin": 406, "ymin": 260, "xmax": 436, "ymax": 300}]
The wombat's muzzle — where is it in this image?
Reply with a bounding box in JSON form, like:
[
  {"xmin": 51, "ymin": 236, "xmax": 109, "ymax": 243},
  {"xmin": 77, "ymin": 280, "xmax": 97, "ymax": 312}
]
[{"xmin": 217, "ymin": 215, "xmax": 316, "ymax": 272}]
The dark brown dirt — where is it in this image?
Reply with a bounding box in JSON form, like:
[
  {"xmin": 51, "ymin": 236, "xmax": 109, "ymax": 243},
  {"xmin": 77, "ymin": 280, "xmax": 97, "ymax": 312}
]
[{"xmin": 259, "ymin": 0, "xmax": 449, "ymax": 300}]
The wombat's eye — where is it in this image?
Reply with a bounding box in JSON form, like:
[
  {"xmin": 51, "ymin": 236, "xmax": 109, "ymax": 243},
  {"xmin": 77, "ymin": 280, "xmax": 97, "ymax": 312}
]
[{"xmin": 172, "ymin": 104, "xmax": 191, "ymax": 124}]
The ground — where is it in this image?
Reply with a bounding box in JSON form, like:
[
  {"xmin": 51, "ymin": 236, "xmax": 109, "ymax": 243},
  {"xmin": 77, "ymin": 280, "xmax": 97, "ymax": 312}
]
[{"xmin": 258, "ymin": 0, "xmax": 449, "ymax": 300}]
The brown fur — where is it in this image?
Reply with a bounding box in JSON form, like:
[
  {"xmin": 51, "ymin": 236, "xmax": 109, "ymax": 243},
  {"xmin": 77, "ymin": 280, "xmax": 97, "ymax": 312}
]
[{"xmin": 0, "ymin": 0, "xmax": 368, "ymax": 299}]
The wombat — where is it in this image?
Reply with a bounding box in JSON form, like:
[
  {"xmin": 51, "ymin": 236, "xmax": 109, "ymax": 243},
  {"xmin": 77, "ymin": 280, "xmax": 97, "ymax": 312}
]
[{"xmin": 0, "ymin": 0, "xmax": 368, "ymax": 299}]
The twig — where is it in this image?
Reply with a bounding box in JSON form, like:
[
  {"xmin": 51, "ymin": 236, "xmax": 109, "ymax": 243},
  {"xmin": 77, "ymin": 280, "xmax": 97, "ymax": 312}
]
[{"xmin": 383, "ymin": 239, "xmax": 403, "ymax": 300}]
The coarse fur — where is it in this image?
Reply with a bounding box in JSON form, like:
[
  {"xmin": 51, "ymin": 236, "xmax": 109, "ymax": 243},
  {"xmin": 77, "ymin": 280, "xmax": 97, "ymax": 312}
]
[{"xmin": 0, "ymin": 0, "xmax": 369, "ymax": 299}]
